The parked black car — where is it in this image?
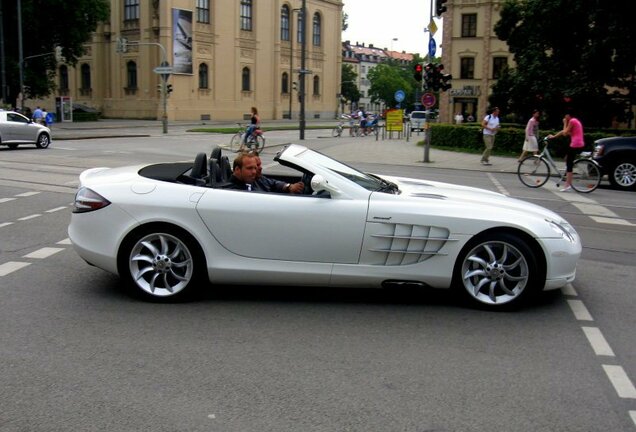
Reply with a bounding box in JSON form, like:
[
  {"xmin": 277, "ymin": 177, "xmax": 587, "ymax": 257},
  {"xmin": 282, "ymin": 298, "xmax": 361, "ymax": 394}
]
[{"xmin": 593, "ymin": 136, "xmax": 636, "ymax": 191}]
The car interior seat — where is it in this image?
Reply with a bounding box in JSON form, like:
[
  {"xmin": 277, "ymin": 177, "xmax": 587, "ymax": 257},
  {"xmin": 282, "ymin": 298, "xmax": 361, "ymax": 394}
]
[
  {"xmin": 190, "ymin": 152, "xmax": 208, "ymax": 186},
  {"xmin": 208, "ymin": 158, "xmax": 222, "ymax": 187},
  {"xmin": 218, "ymin": 155, "xmax": 232, "ymax": 182},
  {"xmin": 210, "ymin": 146, "xmax": 222, "ymax": 162}
]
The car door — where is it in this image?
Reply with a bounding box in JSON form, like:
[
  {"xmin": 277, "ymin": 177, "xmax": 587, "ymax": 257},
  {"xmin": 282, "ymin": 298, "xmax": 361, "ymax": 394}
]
[
  {"xmin": 6, "ymin": 113, "xmax": 32, "ymax": 142},
  {"xmin": 196, "ymin": 189, "xmax": 369, "ymax": 263}
]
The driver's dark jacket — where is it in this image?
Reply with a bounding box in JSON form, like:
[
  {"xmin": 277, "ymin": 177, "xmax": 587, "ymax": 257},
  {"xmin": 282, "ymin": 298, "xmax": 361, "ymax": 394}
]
[
  {"xmin": 222, "ymin": 175, "xmax": 254, "ymax": 191},
  {"xmin": 256, "ymin": 176, "xmax": 286, "ymax": 193}
]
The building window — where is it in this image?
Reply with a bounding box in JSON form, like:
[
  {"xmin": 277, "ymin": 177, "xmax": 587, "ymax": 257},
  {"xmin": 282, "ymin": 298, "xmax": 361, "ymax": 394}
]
[
  {"xmin": 240, "ymin": 0, "xmax": 252, "ymax": 31},
  {"xmin": 282, "ymin": 72, "xmax": 289, "ymax": 94},
  {"xmin": 80, "ymin": 64, "xmax": 91, "ymax": 91},
  {"xmin": 242, "ymin": 67, "xmax": 251, "ymax": 91},
  {"xmin": 492, "ymin": 57, "xmax": 508, "ymax": 79},
  {"xmin": 196, "ymin": 0, "xmax": 210, "ymax": 24},
  {"xmin": 59, "ymin": 66, "xmax": 69, "ymax": 91},
  {"xmin": 297, "ymin": 12, "xmax": 304, "ymax": 43},
  {"xmin": 461, "ymin": 14, "xmax": 477, "ymax": 37},
  {"xmin": 124, "ymin": 0, "xmax": 140, "ymax": 21},
  {"xmin": 281, "ymin": 6, "xmax": 290, "ymax": 41},
  {"xmin": 199, "ymin": 63, "xmax": 209, "ymax": 89},
  {"xmin": 460, "ymin": 57, "xmax": 475, "ymax": 79},
  {"xmin": 313, "ymin": 76, "xmax": 320, "ymax": 96},
  {"xmin": 127, "ymin": 61, "xmax": 138, "ymax": 88},
  {"xmin": 312, "ymin": 13, "xmax": 321, "ymax": 46}
]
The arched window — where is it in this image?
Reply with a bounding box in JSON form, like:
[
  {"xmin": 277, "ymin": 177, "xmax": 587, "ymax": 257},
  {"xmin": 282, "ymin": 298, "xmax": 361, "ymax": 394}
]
[
  {"xmin": 242, "ymin": 67, "xmax": 251, "ymax": 91},
  {"xmin": 282, "ymin": 72, "xmax": 289, "ymax": 94},
  {"xmin": 80, "ymin": 64, "xmax": 91, "ymax": 90},
  {"xmin": 199, "ymin": 63, "xmax": 209, "ymax": 89},
  {"xmin": 280, "ymin": 5, "xmax": 290, "ymax": 41},
  {"xmin": 59, "ymin": 66, "xmax": 69, "ymax": 91},
  {"xmin": 126, "ymin": 61, "xmax": 137, "ymax": 89},
  {"xmin": 312, "ymin": 13, "xmax": 321, "ymax": 46},
  {"xmin": 313, "ymin": 75, "xmax": 320, "ymax": 96}
]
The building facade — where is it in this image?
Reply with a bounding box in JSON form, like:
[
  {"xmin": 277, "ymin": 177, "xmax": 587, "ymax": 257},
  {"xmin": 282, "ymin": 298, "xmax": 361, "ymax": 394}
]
[
  {"xmin": 439, "ymin": 0, "xmax": 510, "ymax": 123},
  {"xmin": 40, "ymin": 0, "xmax": 343, "ymax": 121}
]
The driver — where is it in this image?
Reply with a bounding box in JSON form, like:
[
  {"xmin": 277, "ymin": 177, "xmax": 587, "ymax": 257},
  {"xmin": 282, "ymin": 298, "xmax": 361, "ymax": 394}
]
[
  {"xmin": 254, "ymin": 155, "xmax": 304, "ymax": 194},
  {"xmin": 223, "ymin": 152, "xmax": 259, "ymax": 191}
]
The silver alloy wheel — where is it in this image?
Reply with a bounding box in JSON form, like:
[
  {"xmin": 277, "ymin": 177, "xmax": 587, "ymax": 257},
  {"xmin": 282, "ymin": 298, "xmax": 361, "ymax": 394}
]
[
  {"xmin": 461, "ymin": 240, "xmax": 529, "ymax": 305},
  {"xmin": 129, "ymin": 233, "xmax": 194, "ymax": 297},
  {"xmin": 36, "ymin": 134, "xmax": 50, "ymax": 149},
  {"xmin": 613, "ymin": 161, "xmax": 636, "ymax": 188}
]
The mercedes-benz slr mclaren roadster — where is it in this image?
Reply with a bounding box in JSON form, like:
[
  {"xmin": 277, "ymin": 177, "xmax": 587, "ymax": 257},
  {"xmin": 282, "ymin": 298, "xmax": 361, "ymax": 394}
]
[{"xmin": 68, "ymin": 144, "xmax": 581, "ymax": 309}]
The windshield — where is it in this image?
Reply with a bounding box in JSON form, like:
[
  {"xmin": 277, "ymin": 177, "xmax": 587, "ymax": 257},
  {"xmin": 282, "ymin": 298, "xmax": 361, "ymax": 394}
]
[
  {"xmin": 411, "ymin": 112, "xmax": 426, "ymax": 119},
  {"xmin": 295, "ymin": 148, "xmax": 397, "ymax": 193}
]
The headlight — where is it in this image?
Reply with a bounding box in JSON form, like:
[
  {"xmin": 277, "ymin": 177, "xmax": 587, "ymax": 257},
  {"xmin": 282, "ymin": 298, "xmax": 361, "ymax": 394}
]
[
  {"xmin": 546, "ymin": 219, "xmax": 577, "ymax": 243},
  {"xmin": 593, "ymin": 144, "xmax": 604, "ymax": 158}
]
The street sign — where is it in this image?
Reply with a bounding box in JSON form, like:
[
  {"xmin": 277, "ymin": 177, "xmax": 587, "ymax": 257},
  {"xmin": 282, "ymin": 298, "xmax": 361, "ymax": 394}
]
[
  {"xmin": 428, "ymin": 38, "xmax": 437, "ymax": 58},
  {"xmin": 422, "ymin": 92, "xmax": 436, "ymax": 108},
  {"xmin": 394, "ymin": 90, "xmax": 405, "ymax": 103},
  {"xmin": 153, "ymin": 66, "xmax": 173, "ymax": 74},
  {"xmin": 428, "ymin": 20, "xmax": 438, "ymax": 36}
]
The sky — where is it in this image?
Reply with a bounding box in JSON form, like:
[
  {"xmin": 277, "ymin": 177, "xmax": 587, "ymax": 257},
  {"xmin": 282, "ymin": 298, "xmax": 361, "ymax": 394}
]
[{"xmin": 341, "ymin": 0, "xmax": 442, "ymax": 58}]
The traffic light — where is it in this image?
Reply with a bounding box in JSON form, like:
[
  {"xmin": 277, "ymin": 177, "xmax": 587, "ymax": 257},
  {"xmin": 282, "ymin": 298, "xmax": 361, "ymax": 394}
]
[
  {"xmin": 435, "ymin": 0, "xmax": 448, "ymax": 16},
  {"xmin": 292, "ymin": 81, "xmax": 298, "ymax": 91},
  {"xmin": 157, "ymin": 84, "xmax": 163, "ymax": 94},
  {"xmin": 166, "ymin": 84, "xmax": 173, "ymax": 94},
  {"xmin": 423, "ymin": 63, "xmax": 435, "ymax": 89},
  {"xmin": 435, "ymin": 64, "xmax": 452, "ymax": 92},
  {"xmin": 413, "ymin": 63, "xmax": 423, "ymax": 82}
]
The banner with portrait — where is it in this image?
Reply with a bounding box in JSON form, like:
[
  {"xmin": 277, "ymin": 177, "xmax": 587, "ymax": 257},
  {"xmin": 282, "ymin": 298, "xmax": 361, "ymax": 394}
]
[{"xmin": 172, "ymin": 8, "xmax": 193, "ymax": 74}]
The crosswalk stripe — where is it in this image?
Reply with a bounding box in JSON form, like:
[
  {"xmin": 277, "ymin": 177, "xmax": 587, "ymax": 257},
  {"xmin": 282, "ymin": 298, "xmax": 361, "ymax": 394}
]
[
  {"xmin": 551, "ymin": 190, "xmax": 632, "ymax": 226},
  {"xmin": 0, "ymin": 261, "xmax": 31, "ymax": 277},
  {"xmin": 22, "ymin": 247, "xmax": 65, "ymax": 259}
]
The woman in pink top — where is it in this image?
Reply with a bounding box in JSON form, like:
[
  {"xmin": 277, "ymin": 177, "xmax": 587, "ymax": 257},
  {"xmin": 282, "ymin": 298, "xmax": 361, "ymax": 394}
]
[{"xmin": 548, "ymin": 110, "xmax": 584, "ymax": 192}]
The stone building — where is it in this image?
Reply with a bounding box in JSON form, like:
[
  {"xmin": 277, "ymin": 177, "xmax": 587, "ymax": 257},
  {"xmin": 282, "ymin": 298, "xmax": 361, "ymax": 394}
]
[{"xmin": 41, "ymin": 0, "xmax": 343, "ymax": 121}]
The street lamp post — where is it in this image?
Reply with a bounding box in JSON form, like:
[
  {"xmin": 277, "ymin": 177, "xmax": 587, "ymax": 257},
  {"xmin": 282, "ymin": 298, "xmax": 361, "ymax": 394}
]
[
  {"xmin": 299, "ymin": 0, "xmax": 307, "ymax": 140},
  {"xmin": 17, "ymin": 0, "xmax": 24, "ymax": 110}
]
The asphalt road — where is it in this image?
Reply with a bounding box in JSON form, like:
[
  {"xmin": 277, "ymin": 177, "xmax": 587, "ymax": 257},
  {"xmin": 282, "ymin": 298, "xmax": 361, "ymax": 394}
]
[{"xmin": 1, "ymin": 132, "xmax": 635, "ymax": 431}]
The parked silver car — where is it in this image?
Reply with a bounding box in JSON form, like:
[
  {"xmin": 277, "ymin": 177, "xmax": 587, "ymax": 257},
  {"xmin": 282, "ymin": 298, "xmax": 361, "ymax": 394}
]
[{"xmin": 0, "ymin": 110, "xmax": 51, "ymax": 149}]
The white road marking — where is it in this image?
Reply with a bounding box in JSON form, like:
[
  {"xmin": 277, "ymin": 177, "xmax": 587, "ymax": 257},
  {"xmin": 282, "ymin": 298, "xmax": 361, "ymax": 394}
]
[
  {"xmin": 57, "ymin": 238, "xmax": 72, "ymax": 245},
  {"xmin": 46, "ymin": 206, "xmax": 68, "ymax": 213},
  {"xmin": 553, "ymin": 191, "xmax": 633, "ymax": 226},
  {"xmin": 0, "ymin": 222, "xmax": 14, "ymax": 228},
  {"xmin": 22, "ymin": 247, "xmax": 65, "ymax": 259},
  {"xmin": 0, "ymin": 197, "xmax": 16, "ymax": 203},
  {"xmin": 17, "ymin": 214, "xmax": 41, "ymax": 221},
  {"xmin": 581, "ymin": 327, "xmax": 615, "ymax": 357},
  {"xmin": 602, "ymin": 365, "xmax": 636, "ymax": 399},
  {"xmin": 487, "ymin": 173, "xmax": 509, "ymax": 195},
  {"xmin": 0, "ymin": 261, "xmax": 31, "ymax": 277},
  {"xmin": 567, "ymin": 299, "xmax": 594, "ymax": 321},
  {"xmin": 630, "ymin": 411, "xmax": 636, "ymax": 427},
  {"xmin": 53, "ymin": 146, "xmax": 78, "ymax": 151},
  {"xmin": 15, "ymin": 191, "xmax": 41, "ymax": 197},
  {"xmin": 561, "ymin": 283, "xmax": 577, "ymax": 296}
]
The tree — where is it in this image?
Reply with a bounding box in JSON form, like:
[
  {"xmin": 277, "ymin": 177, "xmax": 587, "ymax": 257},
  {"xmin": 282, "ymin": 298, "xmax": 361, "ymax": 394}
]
[
  {"xmin": 492, "ymin": 0, "xmax": 636, "ymax": 128},
  {"xmin": 367, "ymin": 63, "xmax": 413, "ymax": 110},
  {"xmin": 1, "ymin": 0, "xmax": 110, "ymax": 108},
  {"xmin": 341, "ymin": 64, "xmax": 361, "ymax": 108}
]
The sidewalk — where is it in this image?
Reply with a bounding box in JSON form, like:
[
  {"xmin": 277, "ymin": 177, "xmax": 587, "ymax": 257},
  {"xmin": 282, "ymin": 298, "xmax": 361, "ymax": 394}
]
[{"xmin": 50, "ymin": 118, "xmax": 520, "ymax": 174}]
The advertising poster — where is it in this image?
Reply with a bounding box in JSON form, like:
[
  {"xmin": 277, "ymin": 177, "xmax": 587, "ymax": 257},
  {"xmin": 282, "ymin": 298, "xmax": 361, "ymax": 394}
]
[{"xmin": 172, "ymin": 8, "xmax": 193, "ymax": 74}]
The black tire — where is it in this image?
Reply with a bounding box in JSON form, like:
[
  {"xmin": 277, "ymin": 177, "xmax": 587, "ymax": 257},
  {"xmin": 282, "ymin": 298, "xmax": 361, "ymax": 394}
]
[
  {"xmin": 571, "ymin": 159, "xmax": 601, "ymax": 193},
  {"xmin": 36, "ymin": 133, "xmax": 50, "ymax": 149},
  {"xmin": 517, "ymin": 156, "xmax": 550, "ymax": 188},
  {"xmin": 229, "ymin": 133, "xmax": 242, "ymax": 152},
  {"xmin": 117, "ymin": 226, "xmax": 206, "ymax": 302},
  {"xmin": 331, "ymin": 126, "xmax": 342, "ymax": 137},
  {"xmin": 453, "ymin": 232, "xmax": 542, "ymax": 310},
  {"xmin": 608, "ymin": 159, "xmax": 636, "ymax": 191},
  {"xmin": 8, "ymin": 143, "xmax": 19, "ymax": 150}
]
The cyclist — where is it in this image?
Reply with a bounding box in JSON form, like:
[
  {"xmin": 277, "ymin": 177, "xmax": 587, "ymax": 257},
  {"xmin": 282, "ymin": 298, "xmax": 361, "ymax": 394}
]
[
  {"xmin": 548, "ymin": 109, "xmax": 584, "ymax": 192},
  {"xmin": 244, "ymin": 106, "xmax": 260, "ymax": 144}
]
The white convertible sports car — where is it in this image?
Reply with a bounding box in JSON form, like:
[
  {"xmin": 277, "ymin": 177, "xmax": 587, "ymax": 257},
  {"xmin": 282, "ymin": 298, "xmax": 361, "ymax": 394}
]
[{"xmin": 68, "ymin": 144, "xmax": 581, "ymax": 309}]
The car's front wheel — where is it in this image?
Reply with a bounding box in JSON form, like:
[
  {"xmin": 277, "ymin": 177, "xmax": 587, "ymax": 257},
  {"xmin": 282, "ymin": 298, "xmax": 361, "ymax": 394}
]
[
  {"xmin": 36, "ymin": 133, "xmax": 50, "ymax": 149},
  {"xmin": 608, "ymin": 159, "xmax": 636, "ymax": 190},
  {"xmin": 454, "ymin": 232, "xmax": 541, "ymax": 309},
  {"xmin": 118, "ymin": 226, "xmax": 206, "ymax": 301}
]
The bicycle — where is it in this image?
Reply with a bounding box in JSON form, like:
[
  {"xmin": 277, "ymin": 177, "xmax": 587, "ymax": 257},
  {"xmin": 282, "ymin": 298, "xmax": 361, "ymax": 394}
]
[
  {"xmin": 517, "ymin": 137, "xmax": 601, "ymax": 193},
  {"xmin": 331, "ymin": 114, "xmax": 351, "ymax": 137},
  {"xmin": 229, "ymin": 123, "xmax": 266, "ymax": 153}
]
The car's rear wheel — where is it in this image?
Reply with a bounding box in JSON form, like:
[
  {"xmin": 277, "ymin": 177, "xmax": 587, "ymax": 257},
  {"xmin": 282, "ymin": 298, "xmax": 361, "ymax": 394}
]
[
  {"xmin": 454, "ymin": 232, "xmax": 541, "ymax": 309},
  {"xmin": 36, "ymin": 133, "xmax": 50, "ymax": 149},
  {"xmin": 608, "ymin": 159, "xmax": 636, "ymax": 190},
  {"xmin": 118, "ymin": 226, "xmax": 206, "ymax": 301}
]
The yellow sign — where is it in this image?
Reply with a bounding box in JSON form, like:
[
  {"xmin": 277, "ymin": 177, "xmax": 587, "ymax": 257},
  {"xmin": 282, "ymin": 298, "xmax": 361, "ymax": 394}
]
[
  {"xmin": 386, "ymin": 109, "xmax": 404, "ymax": 132},
  {"xmin": 428, "ymin": 20, "xmax": 438, "ymax": 36}
]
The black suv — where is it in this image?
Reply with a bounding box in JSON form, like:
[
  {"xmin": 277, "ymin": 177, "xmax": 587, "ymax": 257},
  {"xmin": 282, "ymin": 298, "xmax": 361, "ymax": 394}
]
[{"xmin": 593, "ymin": 136, "xmax": 636, "ymax": 191}]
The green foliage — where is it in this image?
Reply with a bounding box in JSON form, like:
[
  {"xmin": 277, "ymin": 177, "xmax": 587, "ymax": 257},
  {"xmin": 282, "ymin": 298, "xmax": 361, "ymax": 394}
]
[
  {"xmin": 492, "ymin": 0, "xmax": 636, "ymax": 129},
  {"xmin": 367, "ymin": 64, "xmax": 413, "ymax": 109},
  {"xmin": 2, "ymin": 0, "xmax": 110, "ymax": 107},
  {"xmin": 341, "ymin": 64, "xmax": 361, "ymax": 104}
]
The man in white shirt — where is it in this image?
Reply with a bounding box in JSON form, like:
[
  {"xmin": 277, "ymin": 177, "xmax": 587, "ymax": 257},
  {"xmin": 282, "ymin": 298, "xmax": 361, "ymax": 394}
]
[{"xmin": 480, "ymin": 107, "xmax": 500, "ymax": 165}]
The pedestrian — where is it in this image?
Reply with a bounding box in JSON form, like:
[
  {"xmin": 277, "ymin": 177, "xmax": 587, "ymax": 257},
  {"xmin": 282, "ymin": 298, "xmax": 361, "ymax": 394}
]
[
  {"xmin": 518, "ymin": 109, "xmax": 541, "ymax": 161},
  {"xmin": 480, "ymin": 107, "xmax": 500, "ymax": 165},
  {"xmin": 41, "ymin": 108, "xmax": 49, "ymax": 127},
  {"xmin": 32, "ymin": 106, "xmax": 44, "ymax": 124},
  {"xmin": 467, "ymin": 113, "xmax": 475, "ymax": 122},
  {"xmin": 454, "ymin": 112, "xmax": 464, "ymax": 124},
  {"xmin": 547, "ymin": 110, "xmax": 584, "ymax": 192}
]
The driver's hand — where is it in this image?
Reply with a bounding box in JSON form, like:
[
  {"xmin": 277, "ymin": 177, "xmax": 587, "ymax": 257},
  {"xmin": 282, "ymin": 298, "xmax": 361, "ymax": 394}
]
[{"xmin": 289, "ymin": 182, "xmax": 304, "ymax": 194}]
